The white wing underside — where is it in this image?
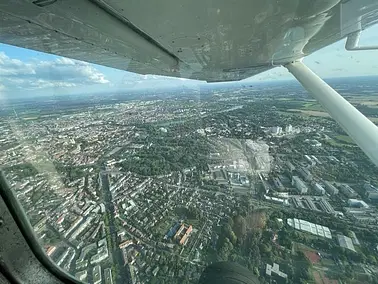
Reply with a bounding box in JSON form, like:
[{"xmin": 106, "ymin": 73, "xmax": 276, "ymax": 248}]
[{"xmin": 0, "ymin": 0, "xmax": 378, "ymax": 82}]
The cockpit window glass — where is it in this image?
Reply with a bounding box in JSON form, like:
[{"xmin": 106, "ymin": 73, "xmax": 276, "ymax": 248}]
[{"xmin": 1, "ymin": 22, "xmax": 378, "ymax": 284}]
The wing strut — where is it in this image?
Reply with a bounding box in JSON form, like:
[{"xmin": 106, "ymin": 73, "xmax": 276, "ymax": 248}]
[
  {"xmin": 345, "ymin": 31, "xmax": 378, "ymax": 51},
  {"xmin": 285, "ymin": 61, "xmax": 378, "ymax": 167}
]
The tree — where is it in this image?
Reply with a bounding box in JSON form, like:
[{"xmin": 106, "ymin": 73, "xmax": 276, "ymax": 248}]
[
  {"xmin": 222, "ymin": 224, "xmax": 237, "ymax": 245},
  {"xmin": 233, "ymin": 215, "xmax": 247, "ymax": 241},
  {"xmin": 259, "ymin": 243, "xmax": 272, "ymax": 254},
  {"xmin": 368, "ymin": 255, "xmax": 377, "ymax": 265},
  {"xmin": 218, "ymin": 237, "xmax": 234, "ymax": 261}
]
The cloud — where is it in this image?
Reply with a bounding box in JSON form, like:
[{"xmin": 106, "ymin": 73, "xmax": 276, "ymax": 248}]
[
  {"xmin": 0, "ymin": 52, "xmax": 109, "ymax": 93},
  {"xmin": 117, "ymin": 72, "xmax": 203, "ymax": 90}
]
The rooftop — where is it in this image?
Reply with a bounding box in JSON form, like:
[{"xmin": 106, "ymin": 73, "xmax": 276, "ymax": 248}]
[{"xmin": 287, "ymin": 218, "xmax": 332, "ymax": 239}]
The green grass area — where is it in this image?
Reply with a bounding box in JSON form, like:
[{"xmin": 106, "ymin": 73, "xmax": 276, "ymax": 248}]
[
  {"xmin": 335, "ymin": 135, "xmax": 355, "ymax": 144},
  {"xmin": 326, "ymin": 139, "xmax": 353, "ymax": 148},
  {"xmin": 154, "ymin": 217, "xmax": 176, "ymax": 238},
  {"xmin": 186, "ymin": 218, "xmax": 202, "ymax": 229},
  {"xmin": 302, "ymin": 102, "xmax": 325, "ymax": 112}
]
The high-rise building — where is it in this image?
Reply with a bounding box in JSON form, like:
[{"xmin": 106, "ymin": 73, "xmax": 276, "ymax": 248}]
[
  {"xmin": 340, "ymin": 184, "xmax": 358, "ymax": 198},
  {"xmin": 324, "ymin": 181, "xmax": 338, "ymax": 195},
  {"xmin": 292, "ymin": 176, "xmax": 308, "ymax": 194},
  {"xmin": 364, "ymin": 183, "xmax": 378, "ymax": 200},
  {"xmin": 313, "ymin": 183, "xmax": 325, "ymax": 195},
  {"xmin": 298, "ymin": 167, "xmax": 313, "ymax": 182}
]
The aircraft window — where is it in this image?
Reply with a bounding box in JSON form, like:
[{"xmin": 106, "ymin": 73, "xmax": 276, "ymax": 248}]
[{"xmin": 1, "ymin": 24, "xmax": 378, "ymax": 284}]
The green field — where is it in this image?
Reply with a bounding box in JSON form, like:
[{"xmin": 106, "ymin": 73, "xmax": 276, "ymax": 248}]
[{"xmin": 335, "ymin": 135, "xmax": 355, "ymax": 144}]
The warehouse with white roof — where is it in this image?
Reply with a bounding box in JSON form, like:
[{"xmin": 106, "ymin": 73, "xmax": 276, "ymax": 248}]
[{"xmin": 287, "ymin": 218, "xmax": 332, "ymax": 239}]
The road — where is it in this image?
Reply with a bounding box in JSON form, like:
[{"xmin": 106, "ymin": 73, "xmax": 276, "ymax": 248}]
[{"xmin": 100, "ymin": 172, "xmax": 131, "ymax": 284}]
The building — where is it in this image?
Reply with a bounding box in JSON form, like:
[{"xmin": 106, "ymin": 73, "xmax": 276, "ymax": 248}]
[
  {"xmin": 56, "ymin": 248, "xmax": 72, "ymax": 266},
  {"xmin": 318, "ymin": 198, "xmax": 335, "ymax": 214},
  {"xmin": 364, "ymin": 183, "xmax": 378, "ymax": 200},
  {"xmin": 348, "ymin": 199, "xmax": 369, "ymax": 208},
  {"xmin": 33, "ymin": 216, "xmax": 47, "ymax": 233},
  {"xmin": 324, "ymin": 181, "xmax": 338, "ymax": 195},
  {"xmin": 287, "ymin": 218, "xmax": 332, "ymax": 239},
  {"xmin": 285, "ymin": 125, "xmax": 293, "ymax": 133},
  {"xmin": 179, "ymin": 225, "xmax": 193, "ymax": 245},
  {"xmin": 64, "ymin": 216, "xmax": 83, "ymax": 238},
  {"xmin": 337, "ymin": 234, "xmax": 356, "ymax": 252},
  {"xmin": 266, "ymin": 263, "xmax": 287, "ymax": 279},
  {"xmin": 46, "ymin": 246, "xmax": 56, "ymax": 257},
  {"xmin": 152, "ymin": 266, "xmax": 160, "ymax": 276},
  {"xmin": 119, "ymin": 240, "xmax": 134, "ymax": 249},
  {"xmin": 93, "ymin": 265, "xmax": 102, "ymax": 284},
  {"xmin": 339, "ymin": 184, "xmax": 358, "ymax": 198},
  {"xmin": 90, "ymin": 247, "xmax": 109, "ymax": 264},
  {"xmin": 271, "ymin": 126, "xmax": 282, "ymax": 135},
  {"xmin": 313, "ymin": 183, "xmax": 325, "ymax": 195},
  {"xmin": 165, "ymin": 222, "xmax": 180, "ymax": 239},
  {"xmin": 291, "ymin": 197, "xmax": 335, "ymax": 214},
  {"xmin": 75, "ymin": 270, "xmax": 88, "ymax": 282},
  {"xmin": 69, "ymin": 217, "xmax": 93, "ymax": 240},
  {"xmin": 174, "ymin": 224, "xmax": 185, "ymax": 239},
  {"xmin": 272, "ymin": 177, "xmax": 284, "ymax": 190},
  {"xmin": 298, "ymin": 167, "xmax": 313, "ymax": 182},
  {"xmin": 286, "ymin": 161, "xmax": 295, "ymax": 172},
  {"xmin": 349, "ymin": 231, "xmax": 360, "ymax": 246},
  {"xmin": 305, "ymin": 155, "xmax": 315, "ymax": 165},
  {"xmin": 104, "ymin": 268, "xmax": 113, "ymax": 284},
  {"xmin": 301, "ymin": 197, "xmax": 317, "ymax": 211},
  {"xmin": 292, "ymin": 176, "xmax": 308, "ymax": 194}
]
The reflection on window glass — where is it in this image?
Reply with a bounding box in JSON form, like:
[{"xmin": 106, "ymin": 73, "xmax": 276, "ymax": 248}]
[{"xmin": 1, "ymin": 28, "xmax": 378, "ymax": 284}]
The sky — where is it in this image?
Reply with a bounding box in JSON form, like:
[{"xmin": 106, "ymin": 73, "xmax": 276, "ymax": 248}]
[{"xmin": 0, "ymin": 24, "xmax": 377, "ymax": 97}]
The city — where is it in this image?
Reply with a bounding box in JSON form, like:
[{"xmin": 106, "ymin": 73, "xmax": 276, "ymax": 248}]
[{"xmin": 1, "ymin": 76, "xmax": 378, "ymax": 284}]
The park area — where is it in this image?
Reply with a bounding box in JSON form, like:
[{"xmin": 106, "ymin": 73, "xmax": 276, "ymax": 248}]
[{"xmin": 295, "ymin": 243, "xmax": 340, "ymax": 284}]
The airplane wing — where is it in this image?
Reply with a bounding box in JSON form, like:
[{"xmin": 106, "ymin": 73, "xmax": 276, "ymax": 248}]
[{"xmin": 0, "ymin": 0, "xmax": 378, "ymax": 82}]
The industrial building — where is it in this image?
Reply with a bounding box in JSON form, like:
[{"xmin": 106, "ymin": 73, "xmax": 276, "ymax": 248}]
[
  {"xmin": 337, "ymin": 234, "xmax": 356, "ymax": 252},
  {"xmin": 266, "ymin": 263, "xmax": 287, "ymax": 279},
  {"xmin": 287, "ymin": 218, "xmax": 332, "ymax": 239},
  {"xmin": 348, "ymin": 199, "xmax": 369, "ymax": 208},
  {"xmin": 339, "ymin": 184, "xmax": 358, "ymax": 198},
  {"xmin": 324, "ymin": 181, "xmax": 338, "ymax": 195},
  {"xmin": 291, "ymin": 197, "xmax": 335, "ymax": 214},
  {"xmin": 292, "ymin": 176, "xmax": 308, "ymax": 194},
  {"xmin": 344, "ymin": 207, "xmax": 377, "ymax": 223}
]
